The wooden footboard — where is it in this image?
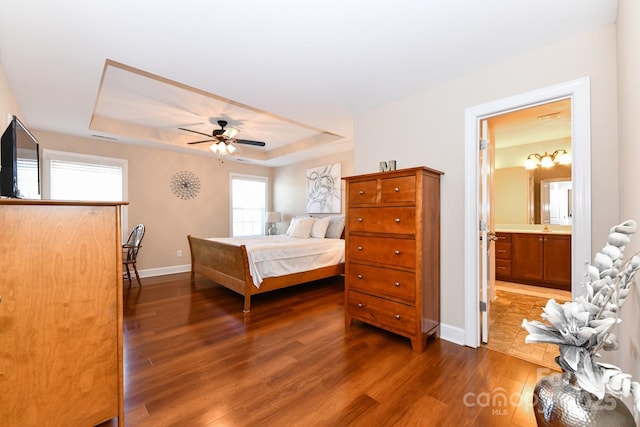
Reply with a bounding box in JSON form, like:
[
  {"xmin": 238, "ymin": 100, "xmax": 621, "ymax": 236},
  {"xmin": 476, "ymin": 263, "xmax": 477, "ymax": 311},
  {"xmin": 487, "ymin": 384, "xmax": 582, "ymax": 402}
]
[
  {"xmin": 187, "ymin": 235, "xmax": 344, "ymax": 312},
  {"xmin": 187, "ymin": 235, "xmax": 250, "ymax": 297}
]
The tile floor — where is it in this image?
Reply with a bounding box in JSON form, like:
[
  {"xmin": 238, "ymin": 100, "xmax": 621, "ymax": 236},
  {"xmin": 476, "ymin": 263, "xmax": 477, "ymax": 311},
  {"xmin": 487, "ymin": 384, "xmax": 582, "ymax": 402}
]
[{"xmin": 483, "ymin": 281, "xmax": 571, "ymax": 370}]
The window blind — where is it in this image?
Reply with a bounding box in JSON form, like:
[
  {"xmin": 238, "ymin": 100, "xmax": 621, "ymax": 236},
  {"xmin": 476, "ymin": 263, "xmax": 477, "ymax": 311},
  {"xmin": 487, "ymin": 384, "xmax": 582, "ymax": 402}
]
[
  {"xmin": 231, "ymin": 175, "xmax": 267, "ymax": 237},
  {"xmin": 16, "ymin": 158, "xmax": 40, "ymax": 199},
  {"xmin": 50, "ymin": 159, "xmax": 123, "ymax": 201}
]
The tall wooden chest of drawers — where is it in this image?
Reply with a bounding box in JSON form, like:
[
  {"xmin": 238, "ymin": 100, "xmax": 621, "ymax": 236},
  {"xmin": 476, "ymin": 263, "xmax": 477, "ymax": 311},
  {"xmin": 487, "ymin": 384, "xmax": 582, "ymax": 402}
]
[
  {"xmin": 343, "ymin": 166, "xmax": 443, "ymax": 352},
  {"xmin": 0, "ymin": 200, "xmax": 126, "ymax": 426}
]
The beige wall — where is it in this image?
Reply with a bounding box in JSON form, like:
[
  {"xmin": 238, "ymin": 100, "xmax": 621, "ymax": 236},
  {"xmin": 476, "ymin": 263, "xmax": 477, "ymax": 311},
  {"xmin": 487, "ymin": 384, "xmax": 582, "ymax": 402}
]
[
  {"xmin": 494, "ymin": 167, "xmax": 528, "ymax": 224},
  {"xmin": 272, "ymin": 150, "xmax": 354, "ymax": 233},
  {"xmin": 31, "ymin": 130, "xmax": 273, "ymax": 274},
  {"xmin": 0, "ymin": 64, "xmax": 23, "ymax": 126},
  {"xmin": 36, "ymin": 132, "xmax": 355, "ymax": 269},
  {"xmin": 616, "ymin": 0, "xmax": 640, "ymax": 406},
  {"xmin": 354, "ymin": 25, "xmax": 619, "ymax": 332}
]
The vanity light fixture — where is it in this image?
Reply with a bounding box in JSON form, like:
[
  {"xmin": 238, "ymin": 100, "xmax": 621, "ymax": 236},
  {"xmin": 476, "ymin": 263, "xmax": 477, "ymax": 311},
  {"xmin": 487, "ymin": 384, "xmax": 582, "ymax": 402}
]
[{"xmin": 524, "ymin": 149, "xmax": 571, "ymax": 170}]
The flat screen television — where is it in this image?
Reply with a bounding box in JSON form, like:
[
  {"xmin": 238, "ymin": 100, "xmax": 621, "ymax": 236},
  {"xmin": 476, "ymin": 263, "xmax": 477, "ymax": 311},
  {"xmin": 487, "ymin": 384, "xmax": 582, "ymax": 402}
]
[{"xmin": 0, "ymin": 115, "xmax": 41, "ymax": 199}]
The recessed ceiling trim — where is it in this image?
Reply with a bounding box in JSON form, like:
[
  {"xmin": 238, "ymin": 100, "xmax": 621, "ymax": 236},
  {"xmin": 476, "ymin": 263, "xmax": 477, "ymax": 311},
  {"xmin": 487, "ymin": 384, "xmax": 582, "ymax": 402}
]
[{"xmin": 88, "ymin": 59, "xmax": 345, "ymax": 165}]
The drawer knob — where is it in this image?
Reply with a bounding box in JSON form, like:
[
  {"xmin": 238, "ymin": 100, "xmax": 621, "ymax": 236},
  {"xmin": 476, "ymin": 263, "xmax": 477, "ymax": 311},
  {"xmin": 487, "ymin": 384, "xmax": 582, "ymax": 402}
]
[
  {"xmin": 357, "ymin": 303, "xmax": 363, "ymax": 308},
  {"xmin": 394, "ymin": 282, "xmax": 400, "ymax": 287},
  {"xmin": 394, "ymin": 218, "xmax": 400, "ymax": 223},
  {"xmin": 394, "ymin": 187, "xmax": 399, "ymax": 192},
  {"xmin": 358, "ymin": 217, "xmax": 363, "ymax": 222},
  {"xmin": 357, "ymin": 246, "xmax": 363, "ymax": 251},
  {"xmin": 395, "ymin": 314, "xmax": 401, "ymax": 320},
  {"xmin": 357, "ymin": 274, "xmax": 363, "ymax": 279},
  {"xmin": 394, "ymin": 250, "xmax": 400, "ymax": 255},
  {"xmin": 358, "ymin": 190, "xmax": 364, "ymax": 195}
]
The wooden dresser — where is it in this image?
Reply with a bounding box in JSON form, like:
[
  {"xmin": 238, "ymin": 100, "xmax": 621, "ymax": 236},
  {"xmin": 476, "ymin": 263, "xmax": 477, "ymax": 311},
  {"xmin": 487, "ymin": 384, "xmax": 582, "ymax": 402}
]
[
  {"xmin": 343, "ymin": 166, "xmax": 443, "ymax": 352},
  {"xmin": 0, "ymin": 200, "xmax": 126, "ymax": 426}
]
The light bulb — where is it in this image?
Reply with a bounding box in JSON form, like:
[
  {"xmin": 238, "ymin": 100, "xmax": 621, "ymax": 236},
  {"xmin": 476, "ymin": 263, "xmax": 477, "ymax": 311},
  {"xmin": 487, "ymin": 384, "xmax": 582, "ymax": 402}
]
[
  {"xmin": 556, "ymin": 151, "xmax": 571, "ymax": 165},
  {"xmin": 223, "ymin": 127, "xmax": 239, "ymax": 139},
  {"xmin": 540, "ymin": 154, "xmax": 554, "ymax": 168},
  {"xmin": 524, "ymin": 157, "xmax": 538, "ymax": 170}
]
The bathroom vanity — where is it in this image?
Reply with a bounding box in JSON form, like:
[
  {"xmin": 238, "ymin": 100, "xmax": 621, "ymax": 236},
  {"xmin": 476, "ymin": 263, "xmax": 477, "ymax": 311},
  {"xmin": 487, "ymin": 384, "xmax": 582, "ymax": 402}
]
[{"xmin": 495, "ymin": 230, "xmax": 571, "ymax": 291}]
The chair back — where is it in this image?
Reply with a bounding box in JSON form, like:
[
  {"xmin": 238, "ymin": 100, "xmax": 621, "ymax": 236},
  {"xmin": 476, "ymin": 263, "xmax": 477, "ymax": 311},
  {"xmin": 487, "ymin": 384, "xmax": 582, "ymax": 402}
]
[{"xmin": 124, "ymin": 224, "xmax": 145, "ymax": 262}]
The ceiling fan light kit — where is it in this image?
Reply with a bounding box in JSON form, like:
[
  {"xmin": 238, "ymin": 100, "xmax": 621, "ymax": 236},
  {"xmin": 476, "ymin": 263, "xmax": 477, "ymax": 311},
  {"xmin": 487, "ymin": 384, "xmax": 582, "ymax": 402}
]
[
  {"xmin": 179, "ymin": 119, "xmax": 266, "ymax": 158},
  {"xmin": 209, "ymin": 141, "xmax": 237, "ymax": 155}
]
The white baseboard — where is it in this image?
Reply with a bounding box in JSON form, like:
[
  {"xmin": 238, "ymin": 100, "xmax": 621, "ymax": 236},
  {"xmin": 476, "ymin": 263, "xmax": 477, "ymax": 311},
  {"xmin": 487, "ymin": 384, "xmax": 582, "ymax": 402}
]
[
  {"xmin": 439, "ymin": 323, "xmax": 466, "ymax": 346},
  {"xmin": 138, "ymin": 264, "xmax": 191, "ymax": 279}
]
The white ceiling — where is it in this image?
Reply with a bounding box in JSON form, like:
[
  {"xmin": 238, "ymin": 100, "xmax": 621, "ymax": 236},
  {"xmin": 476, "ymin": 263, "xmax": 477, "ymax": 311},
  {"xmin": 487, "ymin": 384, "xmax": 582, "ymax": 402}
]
[{"xmin": 0, "ymin": 1, "xmax": 618, "ymax": 166}]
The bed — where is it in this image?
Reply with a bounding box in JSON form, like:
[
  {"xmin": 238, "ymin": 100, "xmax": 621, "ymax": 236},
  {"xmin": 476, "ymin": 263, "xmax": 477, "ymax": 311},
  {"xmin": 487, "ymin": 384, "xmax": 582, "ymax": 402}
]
[{"xmin": 187, "ymin": 234, "xmax": 345, "ymax": 312}]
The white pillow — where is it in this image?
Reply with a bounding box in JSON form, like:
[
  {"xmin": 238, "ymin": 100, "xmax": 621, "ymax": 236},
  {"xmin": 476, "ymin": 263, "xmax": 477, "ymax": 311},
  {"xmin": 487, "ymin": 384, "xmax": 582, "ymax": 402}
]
[
  {"xmin": 286, "ymin": 215, "xmax": 310, "ymax": 236},
  {"xmin": 311, "ymin": 216, "xmax": 330, "ymax": 238},
  {"xmin": 325, "ymin": 215, "xmax": 345, "ymax": 239},
  {"xmin": 289, "ymin": 217, "xmax": 316, "ymax": 238}
]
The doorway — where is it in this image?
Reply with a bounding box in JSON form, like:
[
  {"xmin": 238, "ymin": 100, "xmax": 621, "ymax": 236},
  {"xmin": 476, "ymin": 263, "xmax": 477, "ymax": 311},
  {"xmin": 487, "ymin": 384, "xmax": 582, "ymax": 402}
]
[
  {"xmin": 483, "ymin": 100, "xmax": 574, "ymax": 364},
  {"xmin": 489, "ymin": 98, "xmax": 573, "ymax": 296},
  {"xmin": 463, "ymin": 77, "xmax": 592, "ymax": 348}
]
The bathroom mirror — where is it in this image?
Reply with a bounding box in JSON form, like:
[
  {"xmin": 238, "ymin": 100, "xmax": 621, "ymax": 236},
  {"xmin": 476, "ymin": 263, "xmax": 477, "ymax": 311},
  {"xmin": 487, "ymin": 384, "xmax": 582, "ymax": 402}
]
[
  {"xmin": 540, "ymin": 179, "xmax": 572, "ymax": 225},
  {"xmin": 527, "ymin": 165, "xmax": 572, "ymax": 224}
]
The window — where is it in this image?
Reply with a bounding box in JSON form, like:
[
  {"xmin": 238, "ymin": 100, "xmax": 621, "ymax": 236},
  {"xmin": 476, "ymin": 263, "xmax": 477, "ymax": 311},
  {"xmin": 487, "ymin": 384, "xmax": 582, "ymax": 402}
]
[
  {"xmin": 16, "ymin": 157, "xmax": 40, "ymax": 199},
  {"xmin": 230, "ymin": 174, "xmax": 267, "ymax": 237},
  {"xmin": 42, "ymin": 149, "xmax": 128, "ymax": 234}
]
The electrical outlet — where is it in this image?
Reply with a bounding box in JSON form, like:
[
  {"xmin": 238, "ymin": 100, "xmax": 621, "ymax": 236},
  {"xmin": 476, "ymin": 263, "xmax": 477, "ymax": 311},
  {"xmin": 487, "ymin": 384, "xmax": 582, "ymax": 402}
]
[{"xmin": 176, "ymin": 249, "xmax": 182, "ymax": 257}]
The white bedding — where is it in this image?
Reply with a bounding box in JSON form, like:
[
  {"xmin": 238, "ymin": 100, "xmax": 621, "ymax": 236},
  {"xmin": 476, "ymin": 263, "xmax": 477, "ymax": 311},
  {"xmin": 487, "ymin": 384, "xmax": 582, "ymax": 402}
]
[{"xmin": 205, "ymin": 235, "xmax": 345, "ymax": 288}]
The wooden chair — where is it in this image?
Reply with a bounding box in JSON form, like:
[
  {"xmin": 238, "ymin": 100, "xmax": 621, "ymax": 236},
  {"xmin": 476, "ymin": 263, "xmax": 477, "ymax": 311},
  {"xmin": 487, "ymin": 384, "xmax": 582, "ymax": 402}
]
[{"xmin": 123, "ymin": 224, "xmax": 145, "ymax": 288}]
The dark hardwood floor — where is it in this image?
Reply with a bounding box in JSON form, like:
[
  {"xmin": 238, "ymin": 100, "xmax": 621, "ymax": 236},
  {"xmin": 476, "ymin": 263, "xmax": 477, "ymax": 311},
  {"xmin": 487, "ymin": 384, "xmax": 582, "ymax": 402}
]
[{"xmin": 106, "ymin": 273, "xmax": 550, "ymax": 426}]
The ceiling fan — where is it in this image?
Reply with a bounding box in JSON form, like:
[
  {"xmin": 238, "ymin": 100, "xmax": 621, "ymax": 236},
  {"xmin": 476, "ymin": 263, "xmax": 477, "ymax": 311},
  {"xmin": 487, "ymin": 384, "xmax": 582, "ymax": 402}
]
[{"xmin": 179, "ymin": 120, "xmax": 266, "ymax": 155}]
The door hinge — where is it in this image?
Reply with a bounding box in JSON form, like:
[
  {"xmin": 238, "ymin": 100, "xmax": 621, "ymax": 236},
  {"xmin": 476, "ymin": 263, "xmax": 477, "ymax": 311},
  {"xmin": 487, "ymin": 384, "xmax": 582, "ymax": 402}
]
[
  {"xmin": 480, "ymin": 301, "xmax": 487, "ymax": 312},
  {"xmin": 479, "ymin": 139, "xmax": 488, "ymax": 150}
]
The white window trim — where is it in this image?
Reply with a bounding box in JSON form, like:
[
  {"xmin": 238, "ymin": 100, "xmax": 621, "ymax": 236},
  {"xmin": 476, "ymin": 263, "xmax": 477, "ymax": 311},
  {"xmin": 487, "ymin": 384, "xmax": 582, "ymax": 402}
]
[
  {"xmin": 42, "ymin": 149, "xmax": 129, "ymax": 238},
  {"xmin": 229, "ymin": 173, "xmax": 269, "ymax": 237}
]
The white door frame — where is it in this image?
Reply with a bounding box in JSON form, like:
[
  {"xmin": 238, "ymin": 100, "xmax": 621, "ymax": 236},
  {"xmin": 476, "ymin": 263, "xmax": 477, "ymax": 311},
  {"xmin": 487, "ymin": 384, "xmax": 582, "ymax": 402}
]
[{"xmin": 463, "ymin": 77, "xmax": 592, "ymax": 348}]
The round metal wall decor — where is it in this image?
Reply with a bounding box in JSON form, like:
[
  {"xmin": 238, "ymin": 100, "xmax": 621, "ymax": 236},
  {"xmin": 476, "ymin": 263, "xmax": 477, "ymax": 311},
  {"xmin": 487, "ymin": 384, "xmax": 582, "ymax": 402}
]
[{"xmin": 170, "ymin": 170, "xmax": 201, "ymax": 200}]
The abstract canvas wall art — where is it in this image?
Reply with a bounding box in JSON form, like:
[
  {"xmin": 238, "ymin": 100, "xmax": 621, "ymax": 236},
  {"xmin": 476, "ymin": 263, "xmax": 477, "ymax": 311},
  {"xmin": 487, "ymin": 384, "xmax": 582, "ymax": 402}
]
[{"xmin": 306, "ymin": 163, "xmax": 341, "ymax": 213}]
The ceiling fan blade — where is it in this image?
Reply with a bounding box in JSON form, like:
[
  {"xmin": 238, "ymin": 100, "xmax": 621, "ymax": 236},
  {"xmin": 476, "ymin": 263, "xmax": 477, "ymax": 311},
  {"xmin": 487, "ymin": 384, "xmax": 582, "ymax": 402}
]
[
  {"xmin": 235, "ymin": 139, "xmax": 266, "ymax": 147},
  {"xmin": 179, "ymin": 127, "xmax": 212, "ymax": 138},
  {"xmin": 187, "ymin": 139, "xmax": 215, "ymax": 145}
]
